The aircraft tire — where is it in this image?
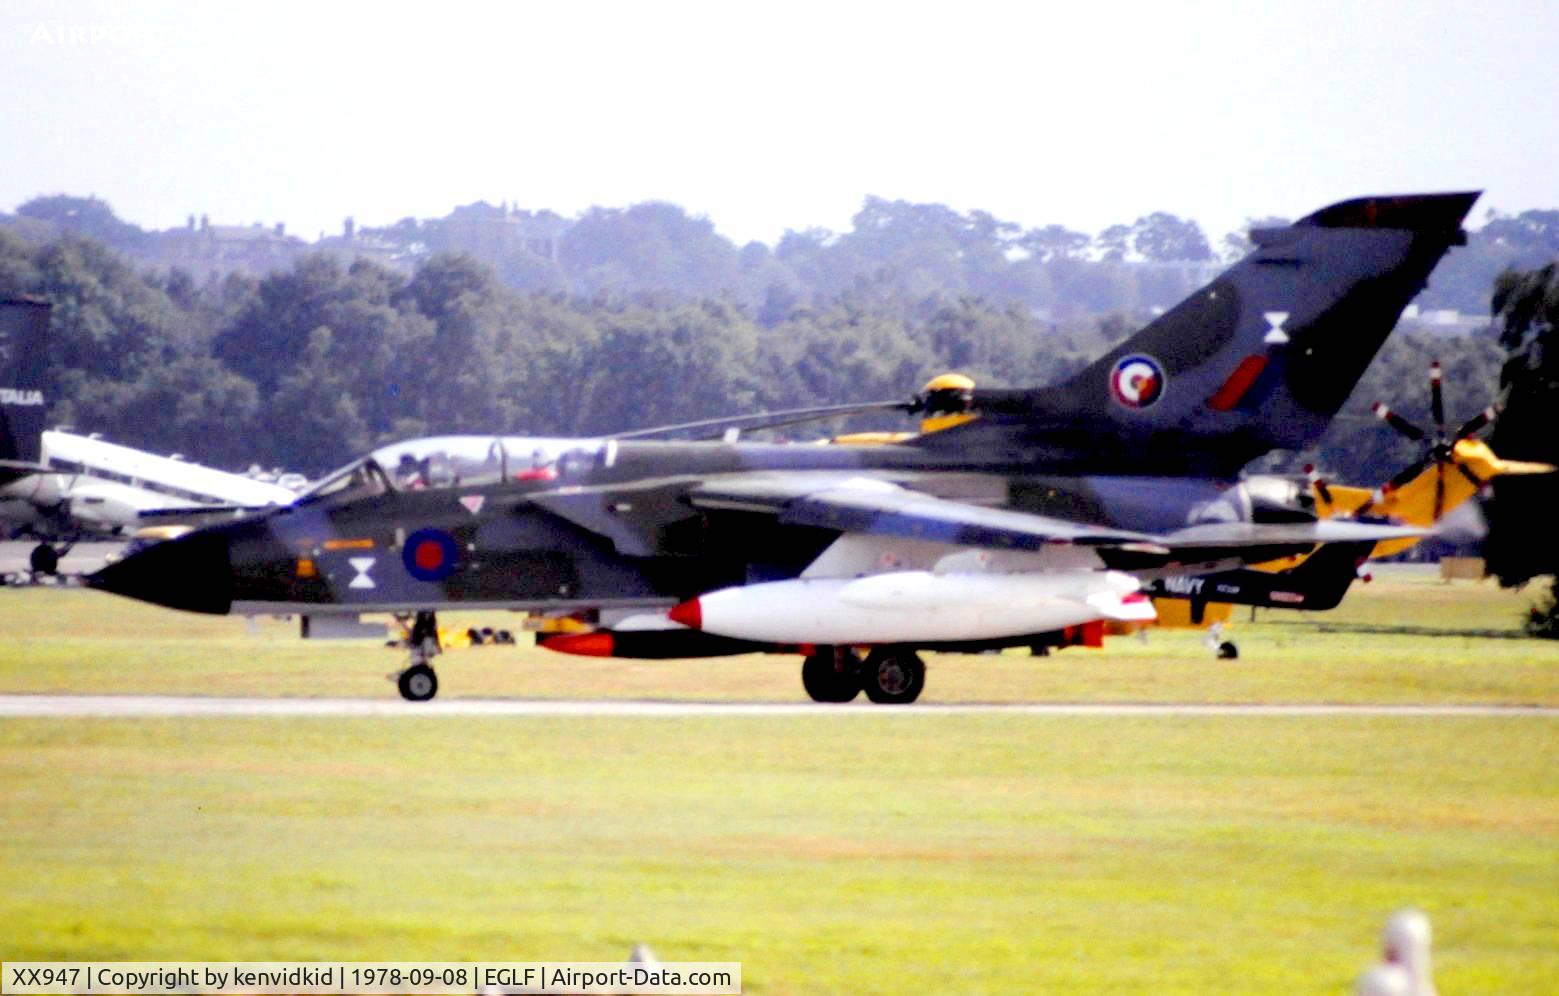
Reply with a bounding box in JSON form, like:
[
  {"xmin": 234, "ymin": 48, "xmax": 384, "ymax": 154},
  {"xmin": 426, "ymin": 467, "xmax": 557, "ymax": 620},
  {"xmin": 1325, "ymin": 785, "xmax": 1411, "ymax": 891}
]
[
  {"xmin": 801, "ymin": 649, "xmax": 861, "ymax": 703},
  {"xmin": 862, "ymin": 649, "xmax": 925, "ymax": 705},
  {"xmin": 29, "ymin": 544, "xmax": 59, "ymax": 575},
  {"xmin": 1218, "ymin": 641, "xmax": 1239, "ymax": 660},
  {"xmin": 398, "ymin": 664, "xmax": 439, "ymax": 702}
]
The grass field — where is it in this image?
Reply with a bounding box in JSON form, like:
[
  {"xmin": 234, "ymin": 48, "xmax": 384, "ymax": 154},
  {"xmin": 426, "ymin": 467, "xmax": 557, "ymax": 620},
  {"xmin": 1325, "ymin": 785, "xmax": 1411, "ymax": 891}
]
[
  {"xmin": 1, "ymin": 574, "xmax": 1555, "ymax": 992},
  {"xmin": 3, "ymin": 570, "xmax": 1555, "ymax": 704},
  {"xmin": 0, "ymin": 716, "xmax": 1554, "ymax": 992}
]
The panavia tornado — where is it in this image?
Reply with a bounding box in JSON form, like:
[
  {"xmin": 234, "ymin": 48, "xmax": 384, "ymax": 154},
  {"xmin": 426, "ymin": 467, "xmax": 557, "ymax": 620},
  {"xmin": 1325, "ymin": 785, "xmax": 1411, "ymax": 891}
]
[{"xmin": 90, "ymin": 193, "xmax": 1479, "ymax": 703}]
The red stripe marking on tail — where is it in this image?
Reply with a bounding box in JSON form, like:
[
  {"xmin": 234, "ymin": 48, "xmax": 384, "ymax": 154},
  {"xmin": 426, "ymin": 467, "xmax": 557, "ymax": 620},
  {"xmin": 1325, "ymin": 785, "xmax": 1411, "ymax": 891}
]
[{"xmin": 1207, "ymin": 355, "xmax": 1270, "ymax": 412}]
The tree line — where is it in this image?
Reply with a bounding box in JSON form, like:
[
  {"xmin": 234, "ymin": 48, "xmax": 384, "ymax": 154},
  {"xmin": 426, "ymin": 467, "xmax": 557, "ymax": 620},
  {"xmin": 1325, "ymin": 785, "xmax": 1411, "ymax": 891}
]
[
  {"xmin": 11, "ymin": 193, "xmax": 1558, "ymax": 321},
  {"xmin": 0, "ymin": 227, "xmax": 1111, "ymax": 474}
]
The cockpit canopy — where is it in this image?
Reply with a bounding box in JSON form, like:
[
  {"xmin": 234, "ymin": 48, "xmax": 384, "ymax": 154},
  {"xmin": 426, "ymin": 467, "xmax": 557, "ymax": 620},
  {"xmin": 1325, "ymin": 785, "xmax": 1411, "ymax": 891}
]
[{"xmin": 301, "ymin": 435, "xmax": 603, "ymax": 504}]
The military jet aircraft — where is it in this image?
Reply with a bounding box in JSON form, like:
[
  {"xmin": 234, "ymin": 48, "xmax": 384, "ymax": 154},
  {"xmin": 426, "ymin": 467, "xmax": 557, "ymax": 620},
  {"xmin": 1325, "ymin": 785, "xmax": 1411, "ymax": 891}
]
[{"xmin": 89, "ymin": 193, "xmax": 1479, "ymax": 703}]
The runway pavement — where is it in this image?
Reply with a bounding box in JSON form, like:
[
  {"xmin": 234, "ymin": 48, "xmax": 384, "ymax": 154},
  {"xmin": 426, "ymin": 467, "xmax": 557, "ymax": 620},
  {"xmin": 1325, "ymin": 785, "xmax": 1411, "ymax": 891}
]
[
  {"xmin": 0, "ymin": 540, "xmax": 122, "ymax": 577},
  {"xmin": 0, "ymin": 694, "xmax": 1552, "ymax": 718}
]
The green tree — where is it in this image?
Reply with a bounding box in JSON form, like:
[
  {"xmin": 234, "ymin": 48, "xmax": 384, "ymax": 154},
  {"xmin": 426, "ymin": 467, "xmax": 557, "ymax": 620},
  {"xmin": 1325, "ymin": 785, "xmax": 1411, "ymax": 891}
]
[
  {"xmin": 260, "ymin": 327, "xmax": 371, "ymax": 473},
  {"xmin": 561, "ymin": 203, "xmax": 743, "ymax": 299},
  {"xmin": 1418, "ymin": 210, "xmax": 1559, "ymax": 314},
  {"xmin": 573, "ymin": 300, "xmax": 761, "ymax": 436},
  {"xmin": 61, "ymin": 356, "xmax": 262, "ymax": 470},
  {"xmin": 1129, "ymin": 212, "xmax": 1212, "ymax": 262},
  {"xmin": 1484, "ymin": 264, "xmax": 1559, "ymax": 600},
  {"xmin": 399, "ymin": 252, "xmax": 498, "ymax": 323},
  {"xmin": 1093, "ymin": 224, "xmax": 1132, "ymax": 263},
  {"xmin": 32, "ymin": 237, "xmax": 184, "ymax": 385},
  {"xmin": 1019, "ymin": 225, "xmax": 1090, "ymax": 263},
  {"xmin": 16, "ymin": 194, "xmax": 147, "ymax": 250},
  {"xmin": 1219, "ymin": 216, "xmax": 1291, "ymax": 262}
]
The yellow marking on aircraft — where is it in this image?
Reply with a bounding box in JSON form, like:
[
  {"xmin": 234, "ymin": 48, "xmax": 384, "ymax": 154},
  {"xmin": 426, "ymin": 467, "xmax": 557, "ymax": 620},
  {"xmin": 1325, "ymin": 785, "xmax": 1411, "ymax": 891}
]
[
  {"xmin": 323, "ymin": 538, "xmax": 375, "ymax": 550},
  {"xmin": 919, "ymin": 412, "xmax": 979, "ymax": 433},
  {"xmin": 830, "ymin": 432, "xmax": 917, "ymax": 446},
  {"xmin": 918, "ymin": 372, "xmax": 979, "ymax": 434}
]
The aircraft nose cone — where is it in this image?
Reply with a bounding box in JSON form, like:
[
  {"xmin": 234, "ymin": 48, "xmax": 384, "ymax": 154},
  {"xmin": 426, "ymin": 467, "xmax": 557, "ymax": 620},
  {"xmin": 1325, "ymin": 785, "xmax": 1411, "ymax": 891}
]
[{"xmin": 87, "ymin": 530, "xmax": 233, "ymax": 614}]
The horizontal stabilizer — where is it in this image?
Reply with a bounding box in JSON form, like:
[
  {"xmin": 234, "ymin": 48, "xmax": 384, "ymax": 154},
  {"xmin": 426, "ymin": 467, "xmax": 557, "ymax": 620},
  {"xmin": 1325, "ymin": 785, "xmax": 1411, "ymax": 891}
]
[{"xmin": 0, "ymin": 459, "xmax": 50, "ymax": 490}]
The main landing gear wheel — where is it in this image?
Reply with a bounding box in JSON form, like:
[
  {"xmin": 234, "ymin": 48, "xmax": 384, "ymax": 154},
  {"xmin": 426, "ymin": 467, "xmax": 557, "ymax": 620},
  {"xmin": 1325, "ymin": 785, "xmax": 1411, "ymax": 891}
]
[
  {"xmin": 29, "ymin": 543, "xmax": 60, "ymax": 575},
  {"xmin": 862, "ymin": 648, "xmax": 926, "ymax": 705},
  {"xmin": 1217, "ymin": 641, "xmax": 1239, "ymax": 660},
  {"xmin": 397, "ymin": 663, "xmax": 438, "ymax": 702},
  {"xmin": 802, "ymin": 647, "xmax": 863, "ymax": 703}
]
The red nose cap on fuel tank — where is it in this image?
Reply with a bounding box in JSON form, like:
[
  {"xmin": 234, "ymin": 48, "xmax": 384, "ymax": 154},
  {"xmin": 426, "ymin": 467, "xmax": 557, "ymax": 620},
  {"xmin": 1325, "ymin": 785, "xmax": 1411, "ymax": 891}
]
[{"xmin": 668, "ymin": 598, "xmax": 702, "ymax": 629}]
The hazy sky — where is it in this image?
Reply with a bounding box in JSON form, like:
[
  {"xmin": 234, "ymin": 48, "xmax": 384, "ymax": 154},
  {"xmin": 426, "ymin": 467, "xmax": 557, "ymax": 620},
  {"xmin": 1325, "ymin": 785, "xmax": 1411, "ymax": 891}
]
[{"xmin": 2, "ymin": 1, "xmax": 1554, "ymax": 245}]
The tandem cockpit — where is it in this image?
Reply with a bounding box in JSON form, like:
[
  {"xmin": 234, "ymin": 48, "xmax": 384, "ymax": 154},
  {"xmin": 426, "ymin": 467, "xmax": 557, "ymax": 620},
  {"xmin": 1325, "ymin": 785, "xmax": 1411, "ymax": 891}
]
[{"xmin": 298, "ymin": 436, "xmax": 606, "ymax": 505}]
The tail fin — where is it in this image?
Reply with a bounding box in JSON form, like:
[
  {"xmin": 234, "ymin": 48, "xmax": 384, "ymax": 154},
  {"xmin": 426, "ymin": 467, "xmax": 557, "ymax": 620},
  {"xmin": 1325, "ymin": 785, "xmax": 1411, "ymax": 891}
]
[
  {"xmin": 1144, "ymin": 539, "xmax": 1374, "ymax": 613},
  {"xmin": 913, "ymin": 192, "xmax": 1480, "ymax": 477},
  {"xmin": 0, "ymin": 297, "xmax": 50, "ymax": 467}
]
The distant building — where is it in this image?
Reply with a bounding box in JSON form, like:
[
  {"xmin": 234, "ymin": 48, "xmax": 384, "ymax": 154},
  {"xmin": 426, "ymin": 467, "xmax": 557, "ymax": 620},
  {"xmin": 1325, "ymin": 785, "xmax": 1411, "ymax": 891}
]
[
  {"xmin": 146, "ymin": 215, "xmax": 307, "ymax": 278},
  {"xmin": 140, "ymin": 213, "xmax": 411, "ymax": 279},
  {"xmin": 438, "ymin": 201, "xmax": 571, "ymax": 262},
  {"xmin": 312, "ymin": 217, "xmax": 408, "ymax": 271},
  {"xmin": 1398, "ymin": 303, "xmax": 1490, "ymax": 337}
]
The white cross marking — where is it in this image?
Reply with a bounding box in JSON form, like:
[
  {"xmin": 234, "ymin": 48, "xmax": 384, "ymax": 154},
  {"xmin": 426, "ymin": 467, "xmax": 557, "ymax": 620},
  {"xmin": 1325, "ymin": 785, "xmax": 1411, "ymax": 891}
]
[
  {"xmin": 1263, "ymin": 311, "xmax": 1291, "ymax": 344},
  {"xmin": 348, "ymin": 557, "xmax": 377, "ymax": 589}
]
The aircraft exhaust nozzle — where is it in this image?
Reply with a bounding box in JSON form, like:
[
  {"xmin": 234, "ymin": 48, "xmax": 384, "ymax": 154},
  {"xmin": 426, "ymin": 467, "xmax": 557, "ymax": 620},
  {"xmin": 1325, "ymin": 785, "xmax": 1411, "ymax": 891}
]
[{"xmin": 677, "ymin": 570, "xmax": 1150, "ymax": 645}]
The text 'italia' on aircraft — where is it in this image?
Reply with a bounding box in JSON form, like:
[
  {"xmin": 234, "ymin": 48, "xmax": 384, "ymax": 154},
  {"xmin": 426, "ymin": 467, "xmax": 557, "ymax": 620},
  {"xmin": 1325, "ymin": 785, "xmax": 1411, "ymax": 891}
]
[{"xmin": 90, "ymin": 193, "xmax": 1481, "ymax": 703}]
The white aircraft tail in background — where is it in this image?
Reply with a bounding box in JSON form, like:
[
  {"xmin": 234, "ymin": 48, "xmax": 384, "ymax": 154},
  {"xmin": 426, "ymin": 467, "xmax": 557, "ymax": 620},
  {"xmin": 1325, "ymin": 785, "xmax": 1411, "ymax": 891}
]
[{"xmin": 0, "ymin": 299, "xmax": 300, "ymax": 574}]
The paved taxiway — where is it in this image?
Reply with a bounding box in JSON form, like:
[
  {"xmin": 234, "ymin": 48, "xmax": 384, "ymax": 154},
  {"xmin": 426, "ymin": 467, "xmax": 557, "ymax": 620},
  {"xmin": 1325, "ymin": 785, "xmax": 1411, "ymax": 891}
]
[
  {"xmin": 0, "ymin": 540, "xmax": 121, "ymax": 577},
  {"xmin": 0, "ymin": 695, "xmax": 1552, "ymax": 718}
]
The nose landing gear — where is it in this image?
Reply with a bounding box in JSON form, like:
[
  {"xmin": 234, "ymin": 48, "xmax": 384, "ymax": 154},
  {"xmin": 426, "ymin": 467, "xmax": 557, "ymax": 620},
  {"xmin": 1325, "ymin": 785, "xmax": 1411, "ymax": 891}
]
[
  {"xmin": 1204, "ymin": 622, "xmax": 1239, "ymax": 660},
  {"xmin": 395, "ymin": 610, "xmax": 442, "ymax": 701}
]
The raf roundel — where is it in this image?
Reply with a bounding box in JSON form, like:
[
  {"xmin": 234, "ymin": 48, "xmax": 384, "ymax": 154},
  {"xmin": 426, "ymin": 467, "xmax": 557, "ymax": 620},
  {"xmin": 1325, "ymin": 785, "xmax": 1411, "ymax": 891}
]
[
  {"xmin": 1109, "ymin": 354, "xmax": 1166, "ymax": 409},
  {"xmin": 402, "ymin": 528, "xmax": 460, "ymax": 582}
]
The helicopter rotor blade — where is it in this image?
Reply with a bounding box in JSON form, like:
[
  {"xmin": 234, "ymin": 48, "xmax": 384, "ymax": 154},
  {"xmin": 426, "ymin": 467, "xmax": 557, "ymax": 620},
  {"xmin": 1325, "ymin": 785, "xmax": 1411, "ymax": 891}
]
[
  {"xmin": 1456, "ymin": 462, "xmax": 1486, "ymax": 491},
  {"xmin": 1455, "ymin": 404, "xmax": 1498, "ymax": 439},
  {"xmin": 1429, "ymin": 361, "xmax": 1446, "ymax": 436},
  {"xmin": 1304, "ymin": 464, "xmax": 1335, "ymax": 508},
  {"xmin": 1386, "ymin": 455, "xmax": 1433, "ymax": 494},
  {"xmin": 1371, "ymin": 402, "xmax": 1426, "ymax": 442},
  {"xmin": 1434, "ymin": 461, "xmax": 1447, "ymax": 522}
]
